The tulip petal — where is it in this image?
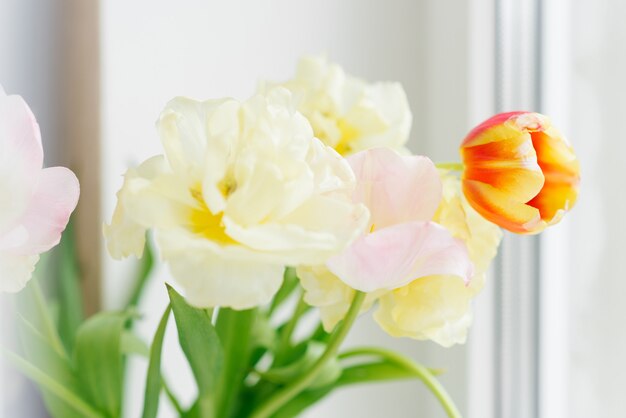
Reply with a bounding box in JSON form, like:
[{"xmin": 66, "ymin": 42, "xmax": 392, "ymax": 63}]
[
  {"xmin": 0, "ymin": 253, "xmax": 39, "ymax": 293},
  {"xmin": 0, "ymin": 90, "xmax": 43, "ymax": 172},
  {"xmin": 528, "ymin": 128, "xmax": 580, "ymax": 223},
  {"xmin": 462, "ymin": 179, "xmax": 544, "ymax": 234},
  {"xmin": 297, "ymin": 264, "xmax": 384, "ymax": 332},
  {"xmin": 0, "ymin": 90, "xmax": 44, "ymax": 232},
  {"xmin": 104, "ymin": 155, "xmax": 177, "ymax": 259},
  {"xmin": 121, "ymin": 159, "xmax": 196, "ymax": 231},
  {"xmin": 13, "ymin": 167, "xmax": 79, "ymax": 255},
  {"xmin": 158, "ymin": 97, "xmax": 243, "ymax": 216},
  {"xmin": 348, "ymin": 148, "xmax": 441, "ymax": 229},
  {"xmin": 373, "ymin": 274, "xmax": 473, "ymax": 347},
  {"xmin": 436, "ymin": 173, "xmax": 503, "ymax": 278},
  {"xmin": 462, "ymin": 111, "xmax": 528, "ymax": 147},
  {"xmin": 462, "ymin": 124, "xmax": 544, "ymax": 203},
  {"xmin": 326, "ymin": 221, "xmax": 473, "ymax": 292},
  {"xmin": 157, "ymin": 229, "xmax": 284, "ymax": 309},
  {"xmin": 224, "ymin": 195, "xmax": 369, "ymax": 265}
]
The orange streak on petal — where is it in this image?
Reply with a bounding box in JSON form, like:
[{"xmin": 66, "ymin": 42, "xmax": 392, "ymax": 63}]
[
  {"xmin": 462, "ymin": 125, "xmax": 544, "ymax": 202},
  {"xmin": 526, "ymin": 180, "xmax": 578, "ymax": 225},
  {"xmin": 528, "ymin": 129, "xmax": 580, "ymax": 222},
  {"xmin": 462, "ymin": 179, "xmax": 545, "ymax": 234},
  {"xmin": 464, "ymin": 166, "xmax": 544, "ymax": 203}
]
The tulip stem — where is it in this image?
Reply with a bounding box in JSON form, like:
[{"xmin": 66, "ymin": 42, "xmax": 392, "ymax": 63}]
[
  {"xmin": 435, "ymin": 162, "xmax": 464, "ymax": 172},
  {"xmin": 274, "ymin": 291, "xmax": 309, "ymax": 365},
  {"xmin": 250, "ymin": 291, "xmax": 366, "ymax": 418},
  {"xmin": 339, "ymin": 347, "xmax": 461, "ymax": 418}
]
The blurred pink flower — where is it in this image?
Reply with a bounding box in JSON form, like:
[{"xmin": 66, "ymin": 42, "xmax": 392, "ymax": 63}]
[
  {"xmin": 0, "ymin": 85, "xmax": 79, "ymax": 292},
  {"xmin": 326, "ymin": 148, "xmax": 473, "ymax": 292}
]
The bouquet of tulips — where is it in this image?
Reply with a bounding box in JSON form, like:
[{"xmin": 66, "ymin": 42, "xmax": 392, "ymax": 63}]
[{"xmin": 0, "ymin": 57, "xmax": 579, "ymax": 418}]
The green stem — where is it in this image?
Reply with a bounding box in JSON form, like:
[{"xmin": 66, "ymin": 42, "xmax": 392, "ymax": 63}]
[
  {"xmin": 338, "ymin": 347, "xmax": 444, "ymax": 376},
  {"xmin": 274, "ymin": 292, "xmax": 309, "ymax": 365},
  {"xmin": 250, "ymin": 291, "xmax": 366, "ymax": 418},
  {"xmin": 268, "ymin": 268, "xmax": 299, "ymax": 316},
  {"xmin": 339, "ymin": 347, "xmax": 461, "ymax": 418},
  {"xmin": 31, "ymin": 279, "xmax": 66, "ymax": 357},
  {"xmin": 435, "ymin": 162, "xmax": 464, "ymax": 172},
  {"xmin": 1, "ymin": 348, "xmax": 104, "ymax": 418}
]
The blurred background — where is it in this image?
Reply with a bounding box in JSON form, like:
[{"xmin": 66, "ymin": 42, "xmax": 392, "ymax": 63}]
[{"xmin": 1, "ymin": 0, "xmax": 624, "ymax": 417}]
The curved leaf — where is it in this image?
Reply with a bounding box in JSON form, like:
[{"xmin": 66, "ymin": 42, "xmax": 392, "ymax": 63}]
[
  {"xmin": 261, "ymin": 341, "xmax": 341, "ymax": 390},
  {"xmin": 274, "ymin": 352, "xmax": 453, "ymax": 418},
  {"xmin": 141, "ymin": 305, "xmax": 171, "ymax": 418},
  {"xmin": 15, "ymin": 315, "xmax": 88, "ymax": 418},
  {"xmin": 1, "ymin": 348, "xmax": 103, "ymax": 418},
  {"xmin": 167, "ymin": 285, "xmax": 223, "ymax": 418},
  {"xmin": 74, "ymin": 311, "xmax": 130, "ymax": 418},
  {"xmin": 215, "ymin": 307, "xmax": 256, "ymax": 418}
]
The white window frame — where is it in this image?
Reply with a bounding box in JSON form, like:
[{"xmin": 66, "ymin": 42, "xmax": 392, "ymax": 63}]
[{"xmin": 467, "ymin": 0, "xmax": 572, "ymax": 417}]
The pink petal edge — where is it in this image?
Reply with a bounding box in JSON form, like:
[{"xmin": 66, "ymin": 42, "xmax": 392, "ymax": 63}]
[
  {"xmin": 347, "ymin": 148, "xmax": 442, "ymax": 229},
  {"xmin": 326, "ymin": 221, "xmax": 474, "ymax": 292},
  {"xmin": 13, "ymin": 166, "xmax": 80, "ymax": 255}
]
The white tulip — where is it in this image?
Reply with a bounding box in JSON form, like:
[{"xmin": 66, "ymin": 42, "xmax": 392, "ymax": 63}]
[
  {"xmin": 265, "ymin": 56, "xmax": 412, "ymax": 156},
  {"xmin": 104, "ymin": 88, "xmax": 369, "ymax": 309}
]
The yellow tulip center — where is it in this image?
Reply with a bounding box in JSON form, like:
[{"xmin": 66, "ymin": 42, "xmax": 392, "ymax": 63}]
[
  {"xmin": 218, "ymin": 175, "xmax": 237, "ymax": 198},
  {"xmin": 189, "ymin": 187, "xmax": 236, "ymax": 245},
  {"xmin": 333, "ymin": 119, "xmax": 360, "ymax": 156}
]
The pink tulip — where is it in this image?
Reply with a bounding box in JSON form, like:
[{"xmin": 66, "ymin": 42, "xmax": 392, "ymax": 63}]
[
  {"xmin": 327, "ymin": 148, "xmax": 473, "ymax": 292},
  {"xmin": 0, "ymin": 85, "xmax": 79, "ymax": 292}
]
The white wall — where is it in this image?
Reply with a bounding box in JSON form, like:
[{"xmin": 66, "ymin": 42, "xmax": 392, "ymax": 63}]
[{"xmin": 98, "ymin": 1, "xmax": 490, "ymax": 417}]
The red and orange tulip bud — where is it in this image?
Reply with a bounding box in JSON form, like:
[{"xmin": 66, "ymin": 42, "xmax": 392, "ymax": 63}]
[{"xmin": 460, "ymin": 111, "xmax": 580, "ymax": 234}]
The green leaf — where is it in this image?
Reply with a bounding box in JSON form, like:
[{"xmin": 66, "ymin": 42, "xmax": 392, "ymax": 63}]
[
  {"xmin": 215, "ymin": 307, "xmax": 256, "ymax": 418},
  {"xmin": 251, "ymin": 312, "xmax": 276, "ymax": 351},
  {"xmin": 274, "ymin": 355, "xmax": 452, "ymax": 418},
  {"xmin": 261, "ymin": 341, "xmax": 341, "ymax": 390},
  {"xmin": 15, "ymin": 315, "xmax": 87, "ymax": 418},
  {"xmin": 121, "ymin": 330, "xmax": 150, "ymax": 358},
  {"xmin": 0, "ymin": 347, "xmax": 103, "ymax": 418},
  {"xmin": 337, "ymin": 360, "xmax": 424, "ymax": 385},
  {"xmin": 181, "ymin": 402, "xmax": 201, "ymax": 418},
  {"xmin": 16, "ymin": 279, "xmax": 66, "ymax": 357},
  {"xmin": 74, "ymin": 311, "xmax": 130, "ymax": 418},
  {"xmin": 126, "ymin": 242, "xmax": 155, "ymax": 309},
  {"xmin": 270, "ymin": 387, "xmax": 331, "ymax": 418},
  {"xmin": 268, "ymin": 268, "xmax": 298, "ymax": 315},
  {"xmin": 309, "ymin": 322, "xmax": 331, "ymax": 344},
  {"xmin": 248, "ymin": 313, "xmax": 277, "ymax": 369},
  {"xmin": 56, "ymin": 221, "xmax": 84, "ymax": 352},
  {"xmin": 141, "ymin": 305, "xmax": 171, "ymax": 418},
  {"xmin": 167, "ymin": 285, "xmax": 223, "ymax": 418}
]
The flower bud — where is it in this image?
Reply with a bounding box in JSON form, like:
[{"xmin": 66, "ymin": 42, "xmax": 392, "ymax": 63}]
[{"xmin": 460, "ymin": 112, "xmax": 580, "ymax": 234}]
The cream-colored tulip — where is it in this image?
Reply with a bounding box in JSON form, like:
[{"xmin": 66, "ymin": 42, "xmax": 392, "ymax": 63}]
[
  {"xmin": 300, "ymin": 168, "xmax": 502, "ymax": 346},
  {"xmin": 374, "ymin": 275, "xmax": 473, "ymax": 347},
  {"xmin": 434, "ymin": 172, "xmax": 503, "ymax": 293},
  {"xmin": 104, "ymin": 88, "xmax": 368, "ymax": 309},
  {"xmin": 297, "ymin": 264, "xmax": 382, "ymax": 331},
  {"xmin": 373, "ymin": 172, "xmax": 503, "ymax": 346},
  {"xmin": 267, "ymin": 56, "xmax": 412, "ymax": 156}
]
